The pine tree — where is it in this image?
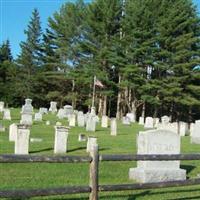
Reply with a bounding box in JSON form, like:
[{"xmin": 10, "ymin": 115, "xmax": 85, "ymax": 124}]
[{"xmin": 17, "ymin": 8, "xmax": 42, "ymax": 99}]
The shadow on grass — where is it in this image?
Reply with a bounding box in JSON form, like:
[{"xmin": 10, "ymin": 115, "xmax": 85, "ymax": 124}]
[
  {"xmin": 180, "ymin": 164, "xmax": 196, "ymax": 176},
  {"xmin": 67, "ymin": 147, "xmax": 86, "ymax": 153},
  {"xmin": 29, "ymin": 147, "xmax": 53, "ymax": 154},
  {"xmin": 67, "ymin": 147, "xmax": 109, "ymax": 153}
]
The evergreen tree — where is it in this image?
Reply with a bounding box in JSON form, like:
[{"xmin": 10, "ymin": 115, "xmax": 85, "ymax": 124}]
[{"xmin": 17, "ymin": 8, "xmax": 42, "ymax": 99}]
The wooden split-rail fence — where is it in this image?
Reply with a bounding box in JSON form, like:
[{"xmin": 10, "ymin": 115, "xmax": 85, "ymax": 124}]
[{"xmin": 1, "ymin": 146, "xmax": 200, "ymax": 199}]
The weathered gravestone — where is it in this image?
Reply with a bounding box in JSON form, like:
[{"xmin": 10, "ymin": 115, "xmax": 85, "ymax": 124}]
[
  {"xmin": 153, "ymin": 118, "xmax": 159, "ymax": 128},
  {"xmin": 126, "ymin": 113, "xmax": 136, "ymax": 123},
  {"xmin": 161, "ymin": 115, "xmax": 170, "ymax": 125},
  {"xmin": 78, "ymin": 134, "xmax": 86, "ymax": 142},
  {"xmin": 77, "ymin": 111, "xmax": 85, "ymax": 127},
  {"xmin": 49, "ymin": 101, "xmax": 57, "ymax": 113},
  {"xmin": 0, "ymin": 101, "xmax": 4, "ymax": 112},
  {"xmin": 39, "ymin": 107, "xmax": 48, "ymax": 114},
  {"xmin": 57, "ymin": 109, "xmax": 65, "ymax": 119},
  {"xmin": 15, "ymin": 124, "xmax": 30, "ymax": 155},
  {"xmin": 157, "ymin": 122, "xmax": 178, "ymax": 134},
  {"xmin": 54, "ymin": 126, "xmax": 69, "ymax": 154},
  {"xmin": 56, "ymin": 121, "xmax": 62, "ymax": 126},
  {"xmin": 34, "ymin": 113, "xmax": 42, "ymax": 121},
  {"xmin": 144, "ymin": 117, "xmax": 154, "ymax": 129},
  {"xmin": 91, "ymin": 106, "xmax": 96, "ymax": 116},
  {"xmin": 129, "ymin": 129, "xmax": 186, "ymax": 183},
  {"xmin": 9, "ymin": 123, "xmax": 18, "ymax": 141},
  {"xmin": 190, "ymin": 123, "xmax": 194, "ymax": 135},
  {"xmin": 64, "ymin": 105, "xmax": 73, "ymax": 118},
  {"xmin": 3, "ymin": 109, "xmax": 11, "ymax": 120},
  {"xmin": 86, "ymin": 114, "xmax": 96, "ymax": 132},
  {"xmin": 179, "ymin": 121, "xmax": 188, "ymax": 136},
  {"xmin": 191, "ymin": 120, "xmax": 200, "ymax": 144},
  {"xmin": 110, "ymin": 118, "xmax": 117, "ymax": 136},
  {"xmin": 101, "ymin": 115, "xmax": 108, "ymax": 128},
  {"xmin": 30, "ymin": 138, "xmax": 43, "ymax": 143},
  {"xmin": 20, "ymin": 99, "xmax": 33, "ymax": 125},
  {"xmin": 139, "ymin": 116, "xmax": 144, "ymax": 125},
  {"xmin": 69, "ymin": 114, "xmax": 76, "ymax": 127},
  {"xmin": 46, "ymin": 120, "xmax": 50, "ymax": 125},
  {"xmin": 0, "ymin": 124, "xmax": 5, "ymax": 132},
  {"xmin": 86, "ymin": 136, "xmax": 97, "ymax": 152},
  {"xmin": 122, "ymin": 116, "xmax": 131, "ymax": 125}
]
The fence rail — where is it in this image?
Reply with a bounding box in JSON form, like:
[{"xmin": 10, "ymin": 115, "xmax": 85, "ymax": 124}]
[{"xmin": 1, "ymin": 147, "xmax": 200, "ymax": 199}]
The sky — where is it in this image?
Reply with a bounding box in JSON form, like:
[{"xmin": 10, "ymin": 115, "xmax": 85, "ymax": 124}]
[{"xmin": 0, "ymin": 0, "xmax": 200, "ymax": 59}]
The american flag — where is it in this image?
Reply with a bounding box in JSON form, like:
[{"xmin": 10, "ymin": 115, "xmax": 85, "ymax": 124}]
[{"xmin": 95, "ymin": 78, "xmax": 104, "ymax": 88}]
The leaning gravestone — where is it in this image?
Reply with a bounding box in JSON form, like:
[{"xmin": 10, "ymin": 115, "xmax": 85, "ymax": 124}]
[
  {"xmin": 77, "ymin": 111, "xmax": 85, "ymax": 127},
  {"xmin": 110, "ymin": 118, "xmax": 117, "ymax": 136},
  {"xmin": 20, "ymin": 99, "xmax": 33, "ymax": 125},
  {"xmin": 54, "ymin": 126, "xmax": 69, "ymax": 154},
  {"xmin": 49, "ymin": 101, "xmax": 57, "ymax": 113},
  {"xmin": 15, "ymin": 124, "xmax": 30, "ymax": 155},
  {"xmin": 34, "ymin": 113, "xmax": 42, "ymax": 121},
  {"xmin": 191, "ymin": 120, "xmax": 200, "ymax": 144},
  {"xmin": 9, "ymin": 123, "xmax": 18, "ymax": 142},
  {"xmin": 101, "ymin": 115, "xmax": 108, "ymax": 128},
  {"xmin": 0, "ymin": 101, "xmax": 4, "ymax": 112},
  {"xmin": 3, "ymin": 109, "xmax": 11, "ymax": 120},
  {"xmin": 129, "ymin": 129, "xmax": 186, "ymax": 183},
  {"xmin": 86, "ymin": 136, "xmax": 97, "ymax": 152},
  {"xmin": 144, "ymin": 117, "xmax": 154, "ymax": 129}
]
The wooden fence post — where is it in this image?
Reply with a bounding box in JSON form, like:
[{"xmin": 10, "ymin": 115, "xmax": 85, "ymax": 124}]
[{"xmin": 89, "ymin": 144, "xmax": 99, "ymax": 200}]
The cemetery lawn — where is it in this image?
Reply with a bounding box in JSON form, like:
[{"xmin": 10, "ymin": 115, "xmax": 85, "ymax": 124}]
[{"xmin": 0, "ymin": 109, "xmax": 200, "ymax": 200}]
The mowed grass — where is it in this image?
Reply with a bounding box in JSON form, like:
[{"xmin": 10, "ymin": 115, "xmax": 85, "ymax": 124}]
[{"xmin": 0, "ymin": 108, "xmax": 200, "ymax": 200}]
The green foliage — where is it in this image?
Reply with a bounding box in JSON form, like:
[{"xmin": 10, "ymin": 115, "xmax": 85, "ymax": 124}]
[{"xmin": 1, "ymin": 0, "xmax": 200, "ymax": 120}]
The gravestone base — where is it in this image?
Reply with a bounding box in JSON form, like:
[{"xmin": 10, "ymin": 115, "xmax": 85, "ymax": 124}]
[
  {"xmin": 191, "ymin": 137, "xmax": 200, "ymax": 144},
  {"xmin": 129, "ymin": 168, "xmax": 186, "ymax": 183}
]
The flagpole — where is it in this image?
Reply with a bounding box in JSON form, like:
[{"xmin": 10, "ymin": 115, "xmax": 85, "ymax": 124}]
[{"xmin": 92, "ymin": 75, "xmax": 96, "ymax": 108}]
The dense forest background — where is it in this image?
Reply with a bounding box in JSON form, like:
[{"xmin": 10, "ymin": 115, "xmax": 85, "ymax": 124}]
[{"xmin": 0, "ymin": 0, "xmax": 200, "ymax": 122}]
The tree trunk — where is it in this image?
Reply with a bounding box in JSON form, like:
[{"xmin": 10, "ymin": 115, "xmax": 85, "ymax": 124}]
[
  {"xmin": 98, "ymin": 96, "xmax": 103, "ymax": 116},
  {"xmin": 141, "ymin": 103, "xmax": 145, "ymax": 118},
  {"xmin": 116, "ymin": 75, "xmax": 121, "ymax": 119},
  {"xmin": 103, "ymin": 95, "xmax": 107, "ymax": 116},
  {"xmin": 131, "ymin": 101, "xmax": 137, "ymax": 122}
]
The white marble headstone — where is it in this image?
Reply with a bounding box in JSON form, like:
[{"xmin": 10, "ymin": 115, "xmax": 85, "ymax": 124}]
[
  {"xmin": 101, "ymin": 115, "xmax": 108, "ymax": 128},
  {"xmin": 15, "ymin": 125, "xmax": 30, "ymax": 155},
  {"xmin": 129, "ymin": 129, "xmax": 186, "ymax": 183},
  {"xmin": 0, "ymin": 101, "xmax": 4, "ymax": 112},
  {"xmin": 3, "ymin": 109, "xmax": 11, "ymax": 120},
  {"xmin": 191, "ymin": 120, "xmax": 200, "ymax": 144},
  {"xmin": 144, "ymin": 117, "xmax": 154, "ymax": 129},
  {"xmin": 9, "ymin": 123, "xmax": 18, "ymax": 141},
  {"xmin": 49, "ymin": 101, "xmax": 57, "ymax": 113},
  {"xmin": 77, "ymin": 111, "xmax": 85, "ymax": 127},
  {"xmin": 86, "ymin": 136, "xmax": 97, "ymax": 152},
  {"xmin": 54, "ymin": 126, "xmax": 69, "ymax": 154},
  {"xmin": 110, "ymin": 118, "xmax": 117, "ymax": 136}
]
